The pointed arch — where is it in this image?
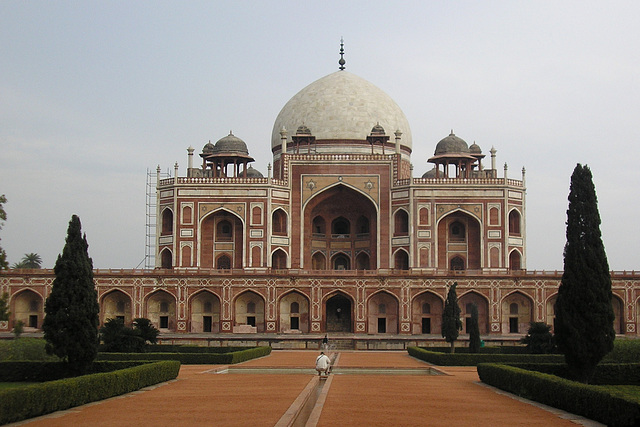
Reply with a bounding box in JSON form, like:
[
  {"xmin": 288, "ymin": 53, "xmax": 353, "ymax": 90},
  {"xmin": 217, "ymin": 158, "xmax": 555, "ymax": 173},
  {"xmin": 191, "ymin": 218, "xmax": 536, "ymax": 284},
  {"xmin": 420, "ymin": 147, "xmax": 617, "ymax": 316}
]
[
  {"xmin": 278, "ymin": 290, "xmax": 310, "ymax": 333},
  {"xmin": 312, "ymin": 251, "xmax": 326, "ymax": 270},
  {"xmin": 355, "ymin": 251, "xmax": 371, "ymax": 270},
  {"xmin": 324, "ymin": 291, "xmax": 353, "ymax": 333},
  {"xmin": 160, "ymin": 248, "xmax": 172, "ymax": 269},
  {"xmin": 509, "ymin": 249, "xmax": 522, "ymax": 270},
  {"xmin": 271, "ymin": 248, "xmax": 288, "ymax": 269},
  {"xmin": 459, "ymin": 291, "xmax": 489, "ymax": 334},
  {"xmin": 508, "ymin": 208, "xmax": 521, "ymax": 235},
  {"xmin": 189, "ymin": 290, "xmax": 221, "ymax": 333},
  {"xmin": 272, "ymin": 208, "xmax": 288, "ymax": 236},
  {"xmin": 394, "ymin": 208, "xmax": 409, "ymax": 236},
  {"xmin": 393, "ymin": 248, "xmax": 409, "ymax": 270},
  {"xmin": 145, "ymin": 290, "xmax": 177, "ymax": 331},
  {"xmin": 100, "ymin": 289, "xmax": 133, "ymax": 326},
  {"xmin": 161, "ymin": 207, "xmax": 173, "ymax": 236},
  {"xmin": 411, "ymin": 291, "xmax": 444, "ymax": 334},
  {"xmin": 200, "ymin": 208, "xmax": 244, "ymax": 269},
  {"xmin": 437, "ymin": 210, "xmax": 482, "ymax": 270},
  {"xmin": 11, "ymin": 289, "xmax": 44, "ymax": 330},
  {"xmin": 367, "ymin": 291, "xmax": 399, "ymax": 334},
  {"xmin": 234, "ymin": 290, "xmax": 266, "ymax": 332},
  {"xmin": 331, "ymin": 252, "xmax": 351, "ymax": 270},
  {"xmin": 500, "ymin": 291, "xmax": 533, "ymax": 334},
  {"xmin": 612, "ymin": 294, "xmax": 624, "ymax": 334}
]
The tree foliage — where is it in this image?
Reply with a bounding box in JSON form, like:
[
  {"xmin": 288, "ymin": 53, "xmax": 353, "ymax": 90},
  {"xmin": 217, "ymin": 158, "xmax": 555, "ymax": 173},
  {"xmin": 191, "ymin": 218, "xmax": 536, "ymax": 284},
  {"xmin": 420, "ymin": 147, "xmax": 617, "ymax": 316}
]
[
  {"xmin": 442, "ymin": 282, "xmax": 463, "ymax": 353},
  {"xmin": 0, "ymin": 292, "xmax": 10, "ymax": 321},
  {"xmin": 0, "ymin": 194, "xmax": 8, "ymax": 270},
  {"xmin": 99, "ymin": 317, "xmax": 159, "ymax": 352},
  {"xmin": 12, "ymin": 253, "xmax": 42, "ymax": 269},
  {"xmin": 42, "ymin": 215, "xmax": 100, "ymax": 371},
  {"xmin": 555, "ymin": 164, "xmax": 615, "ymax": 383},
  {"xmin": 521, "ymin": 322, "xmax": 556, "ymax": 354},
  {"xmin": 468, "ymin": 303, "xmax": 481, "ymax": 353}
]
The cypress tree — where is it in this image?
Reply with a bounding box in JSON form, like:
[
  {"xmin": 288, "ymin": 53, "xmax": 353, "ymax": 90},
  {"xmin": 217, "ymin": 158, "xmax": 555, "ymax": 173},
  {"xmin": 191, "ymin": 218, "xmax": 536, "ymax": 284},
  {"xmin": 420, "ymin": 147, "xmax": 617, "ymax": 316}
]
[
  {"xmin": 555, "ymin": 164, "xmax": 615, "ymax": 383},
  {"xmin": 43, "ymin": 215, "xmax": 99, "ymax": 371},
  {"xmin": 468, "ymin": 303, "xmax": 481, "ymax": 353},
  {"xmin": 442, "ymin": 282, "xmax": 462, "ymax": 353}
]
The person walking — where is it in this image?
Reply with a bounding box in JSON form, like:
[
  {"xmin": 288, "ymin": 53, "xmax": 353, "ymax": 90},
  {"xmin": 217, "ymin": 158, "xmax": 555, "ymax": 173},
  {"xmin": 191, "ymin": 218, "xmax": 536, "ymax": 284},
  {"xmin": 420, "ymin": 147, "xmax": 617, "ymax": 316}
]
[{"xmin": 315, "ymin": 351, "xmax": 331, "ymax": 376}]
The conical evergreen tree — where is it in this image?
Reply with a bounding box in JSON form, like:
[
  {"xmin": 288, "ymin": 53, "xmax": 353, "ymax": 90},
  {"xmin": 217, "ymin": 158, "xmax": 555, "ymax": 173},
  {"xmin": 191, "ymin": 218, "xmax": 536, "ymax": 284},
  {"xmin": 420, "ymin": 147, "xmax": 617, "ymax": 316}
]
[
  {"xmin": 468, "ymin": 303, "xmax": 481, "ymax": 353},
  {"xmin": 43, "ymin": 215, "xmax": 99, "ymax": 371},
  {"xmin": 555, "ymin": 164, "xmax": 614, "ymax": 383},
  {"xmin": 442, "ymin": 282, "xmax": 462, "ymax": 353}
]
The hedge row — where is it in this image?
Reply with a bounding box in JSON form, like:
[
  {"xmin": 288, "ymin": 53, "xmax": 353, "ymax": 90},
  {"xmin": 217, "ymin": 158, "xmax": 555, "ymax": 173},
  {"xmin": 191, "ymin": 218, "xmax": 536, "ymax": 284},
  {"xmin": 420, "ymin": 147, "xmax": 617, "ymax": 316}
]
[
  {"xmin": 146, "ymin": 345, "xmax": 252, "ymax": 354},
  {"xmin": 507, "ymin": 362, "xmax": 640, "ymax": 385},
  {"xmin": 603, "ymin": 339, "xmax": 640, "ymax": 363},
  {"xmin": 97, "ymin": 346, "xmax": 272, "ymax": 364},
  {"xmin": 423, "ymin": 346, "xmax": 532, "ymax": 355},
  {"xmin": 0, "ymin": 361, "xmax": 146, "ymax": 382},
  {"xmin": 477, "ymin": 363, "xmax": 640, "ymax": 427},
  {"xmin": 407, "ymin": 346, "xmax": 563, "ymax": 366},
  {"xmin": 0, "ymin": 360, "xmax": 180, "ymax": 425}
]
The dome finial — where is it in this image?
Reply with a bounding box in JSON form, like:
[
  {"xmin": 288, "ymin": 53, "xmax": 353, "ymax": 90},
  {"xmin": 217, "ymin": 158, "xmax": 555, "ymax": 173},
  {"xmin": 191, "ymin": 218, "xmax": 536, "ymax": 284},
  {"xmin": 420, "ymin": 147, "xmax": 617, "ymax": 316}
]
[{"xmin": 338, "ymin": 37, "xmax": 346, "ymax": 71}]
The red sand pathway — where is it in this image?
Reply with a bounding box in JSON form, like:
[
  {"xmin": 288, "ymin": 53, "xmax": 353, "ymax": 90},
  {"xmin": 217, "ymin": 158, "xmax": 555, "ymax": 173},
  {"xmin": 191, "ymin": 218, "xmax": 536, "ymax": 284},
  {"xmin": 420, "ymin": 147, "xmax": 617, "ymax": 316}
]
[{"xmin": 15, "ymin": 351, "xmax": 601, "ymax": 427}]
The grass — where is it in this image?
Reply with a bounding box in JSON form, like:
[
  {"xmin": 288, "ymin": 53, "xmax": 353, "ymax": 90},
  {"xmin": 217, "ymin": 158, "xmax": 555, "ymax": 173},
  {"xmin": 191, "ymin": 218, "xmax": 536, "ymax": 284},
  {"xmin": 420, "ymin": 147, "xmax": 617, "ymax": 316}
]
[
  {"xmin": 0, "ymin": 338, "xmax": 59, "ymax": 361},
  {"xmin": 0, "ymin": 382, "xmax": 38, "ymax": 390}
]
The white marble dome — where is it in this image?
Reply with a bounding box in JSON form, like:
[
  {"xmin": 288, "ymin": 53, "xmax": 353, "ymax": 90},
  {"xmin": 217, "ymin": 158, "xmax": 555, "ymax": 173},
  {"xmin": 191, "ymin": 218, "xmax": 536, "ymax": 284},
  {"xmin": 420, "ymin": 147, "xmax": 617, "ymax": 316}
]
[{"xmin": 271, "ymin": 71, "xmax": 412, "ymax": 151}]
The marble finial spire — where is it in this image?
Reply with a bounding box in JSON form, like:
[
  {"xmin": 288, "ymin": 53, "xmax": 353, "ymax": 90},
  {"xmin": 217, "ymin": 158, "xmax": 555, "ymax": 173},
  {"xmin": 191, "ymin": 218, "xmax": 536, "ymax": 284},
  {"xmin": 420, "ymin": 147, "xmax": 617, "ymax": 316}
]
[{"xmin": 339, "ymin": 37, "xmax": 346, "ymax": 71}]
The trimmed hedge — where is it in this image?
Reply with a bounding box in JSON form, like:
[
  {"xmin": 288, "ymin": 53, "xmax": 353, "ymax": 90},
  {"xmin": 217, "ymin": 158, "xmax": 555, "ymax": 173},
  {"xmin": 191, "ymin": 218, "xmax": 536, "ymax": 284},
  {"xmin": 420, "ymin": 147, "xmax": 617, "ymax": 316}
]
[
  {"xmin": 603, "ymin": 339, "xmax": 640, "ymax": 363},
  {"xmin": 506, "ymin": 362, "xmax": 640, "ymax": 385},
  {"xmin": 423, "ymin": 346, "xmax": 533, "ymax": 355},
  {"xmin": 477, "ymin": 363, "xmax": 640, "ymax": 427},
  {"xmin": 407, "ymin": 346, "xmax": 563, "ymax": 366},
  {"xmin": 97, "ymin": 345, "xmax": 272, "ymax": 364},
  {"xmin": 0, "ymin": 360, "xmax": 180, "ymax": 425},
  {"xmin": 146, "ymin": 345, "xmax": 253, "ymax": 354},
  {"xmin": 0, "ymin": 361, "xmax": 146, "ymax": 382}
]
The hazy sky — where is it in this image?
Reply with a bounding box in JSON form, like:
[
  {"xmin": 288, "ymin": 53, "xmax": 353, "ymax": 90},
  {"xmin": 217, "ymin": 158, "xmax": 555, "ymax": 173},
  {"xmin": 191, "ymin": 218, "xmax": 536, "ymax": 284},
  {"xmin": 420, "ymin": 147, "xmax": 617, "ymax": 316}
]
[{"xmin": 1, "ymin": 1, "xmax": 638, "ymax": 270}]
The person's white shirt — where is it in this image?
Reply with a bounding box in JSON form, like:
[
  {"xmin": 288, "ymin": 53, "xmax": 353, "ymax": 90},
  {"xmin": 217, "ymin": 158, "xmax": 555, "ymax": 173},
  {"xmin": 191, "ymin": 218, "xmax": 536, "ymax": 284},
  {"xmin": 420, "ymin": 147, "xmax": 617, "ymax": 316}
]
[{"xmin": 316, "ymin": 353, "xmax": 330, "ymax": 371}]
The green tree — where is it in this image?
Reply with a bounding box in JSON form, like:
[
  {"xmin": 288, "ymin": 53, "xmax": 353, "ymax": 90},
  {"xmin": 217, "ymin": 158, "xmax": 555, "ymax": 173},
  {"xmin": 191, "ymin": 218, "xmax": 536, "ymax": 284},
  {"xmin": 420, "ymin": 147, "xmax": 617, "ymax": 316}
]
[
  {"xmin": 0, "ymin": 194, "xmax": 8, "ymax": 270},
  {"xmin": 555, "ymin": 164, "xmax": 615, "ymax": 383},
  {"xmin": 133, "ymin": 317, "xmax": 159, "ymax": 345},
  {"xmin": 0, "ymin": 292, "xmax": 10, "ymax": 321},
  {"xmin": 468, "ymin": 303, "xmax": 481, "ymax": 353},
  {"xmin": 521, "ymin": 322, "xmax": 556, "ymax": 354},
  {"xmin": 99, "ymin": 317, "xmax": 159, "ymax": 352},
  {"xmin": 42, "ymin": 215, "xmax": 100, "ymax": 372},
  {"xmin": 12, "ymin": 320, "xmax": 24, "ymax": 338},
  {"xmin": 442, "ymin": 282, "xmax": 463, "ymax": 353},
  {"xmin": 13, "ymin": 253, "xmax": 42, "ymax": 269}
]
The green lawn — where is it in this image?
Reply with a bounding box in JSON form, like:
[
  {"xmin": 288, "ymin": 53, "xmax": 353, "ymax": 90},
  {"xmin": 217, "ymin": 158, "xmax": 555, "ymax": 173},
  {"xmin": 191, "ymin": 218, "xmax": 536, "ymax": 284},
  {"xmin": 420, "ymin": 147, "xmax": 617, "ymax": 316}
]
[
  {"xmin": 597, "ymin": 385, "xmax": 640, "ymax": 401},
  {"xmin": 0, "ymin": 382, "xmax": 38, "ymax": 390}
]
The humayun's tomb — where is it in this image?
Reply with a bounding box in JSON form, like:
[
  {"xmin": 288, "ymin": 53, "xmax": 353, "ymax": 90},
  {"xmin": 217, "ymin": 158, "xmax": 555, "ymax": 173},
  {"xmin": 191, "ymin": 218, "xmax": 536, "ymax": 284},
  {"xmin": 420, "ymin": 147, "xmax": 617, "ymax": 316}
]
[{"xmin": 2, "ymin": 47, "xmax": 639, "ymax": 346}]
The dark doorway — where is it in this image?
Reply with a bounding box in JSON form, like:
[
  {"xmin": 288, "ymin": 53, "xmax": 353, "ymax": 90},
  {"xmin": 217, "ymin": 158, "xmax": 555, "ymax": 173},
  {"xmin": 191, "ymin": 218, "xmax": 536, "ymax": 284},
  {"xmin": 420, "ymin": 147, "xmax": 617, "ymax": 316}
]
[
  {"xmin": 509, "ymin": 317, "xmax": 519, "ymax": 333},
  {"xmin": 326, "ymin": 294, "xmax": 352, "ymax": 332},
  {"xmin": 160, "ymin": 316, "xmax": 169, "ymax": 329},
  {"xmin": 378, "ymin": 318, "xmax": 386, "ymax": 333},
  {"xmin": 421, "ymin": 317, "xmax": 431, "ymax": 334},
  {"xmin": 465, "ymin": 317, "xmax": 471, "ymax": 333},
  {"xmin": 203, "ymin": 316, "xmax": 212, "ymax": 332},
  {"xmin": 28, "ymin": 315, "xmax": 38, "ymax": 328},
  {"xmin": 116, "ymin": 315, "xmax": 125, "ymax": 323},
  {"xmin": 247, "ymin": 316, "xmax": 256, "ymax": 327},
  {"xmin": 290, "ymin": 316, "xmax": 299, "ymax": 330}
]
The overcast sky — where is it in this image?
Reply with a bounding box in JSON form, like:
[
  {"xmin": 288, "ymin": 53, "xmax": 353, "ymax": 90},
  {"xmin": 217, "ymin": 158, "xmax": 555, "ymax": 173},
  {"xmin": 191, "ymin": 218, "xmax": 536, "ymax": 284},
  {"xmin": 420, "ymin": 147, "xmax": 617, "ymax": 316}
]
[{"xmin": 1, "ymin": 1, "xmax": 638, "ymax": 271}]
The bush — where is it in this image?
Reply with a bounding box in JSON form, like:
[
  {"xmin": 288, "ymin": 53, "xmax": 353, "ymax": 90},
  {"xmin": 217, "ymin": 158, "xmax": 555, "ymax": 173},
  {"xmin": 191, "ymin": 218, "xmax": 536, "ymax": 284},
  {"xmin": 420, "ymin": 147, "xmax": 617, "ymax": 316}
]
[
  {"xmin": 603, "ymin": 339, "xmax": 640, "ymax": 363},
  {"xmin": 521, "ymin": 322, "xmax": 556, "ymax": 354},
  {"xmin": 477, "ymin": 363, "xmax": 640, "ymax": 426},
  {"xmin": 0, "ymin": 361, "xmax": 148, "ymax": 382},
  {"xmin": 0, "ymin": 338, "xmax": 60, "ymax": 361},
  {"xmin": 97, "ymin": 346, "xmax": 271, "ymax": 364},
  {"xmin": 0, "ymin": 360, "xmax": 180, "ymax": 425},
  {"xmin": 509, "ymin": 362, "xmax": 640, "ymax": 386},
  {"xmin": 407, "ymin": 346, "xmax": 563, "ymax": 366}
]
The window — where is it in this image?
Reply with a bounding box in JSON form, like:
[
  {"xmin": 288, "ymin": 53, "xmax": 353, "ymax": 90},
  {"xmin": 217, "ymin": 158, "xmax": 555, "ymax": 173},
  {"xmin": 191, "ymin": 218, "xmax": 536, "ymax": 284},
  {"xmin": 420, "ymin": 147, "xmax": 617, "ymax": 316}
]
[
  {"xmin": 29, "ymin": 300, "xmax": 39, "ymax": 312},
  {"xmin": 422, "ymin": 302, "xmax": 431, "ymax": 314},
  {"xmin": 450, "ymin": 256, "xmax": 465, "ymax": 271},
  {"xmin": 160, "ymin": 302, "xmax": 169, "ymax": 313},
  {"xmin": 356, "ymin": 216, "xmax": 370, "ymax": 234},
  {"xmin": 216, "ymin": 220, "xmax": 232, "ymax": 241},
  {"xmin": 116, "ymin": 300, "xmax": 125, "ymax": 312},
  {"xmin": 247, "ymin": 301, "xmax": 256, "ymax": 313},
  {"xmin": 394, "ymin": 210, "xmax": 409, "ymax": 236},
  {"xmin": 272, "ymin": 209, "xmax": 287, "ymax": 235},
  {"xmin": 509, "ymin": 210, "xmax": 521, "ymax": 235},
  {"xmin": 290, "ymin": 302, "xmax": 299, "ymax": 314},
  {"xmin": 510, "ymin": 302, "xmax": 519, "ymax": 315},
  {"xmin": 378, "ymin": 304, "xmax": 386, "ymax": 314},
  {"xmin": 313, "ymin": 216, "xmax": 326, "ymax": 235},
  {"xmin": 332, "ymin": 217, "xmax": 350, "ymax": 235},
  {"xmin": 216, "ymin": 254, "xmax": 231, "ymax": 270},
  {"xmin": 333, "ymin": 254, "xmax": 350, "ymax": 270},
  {"xmin": 161, "ymin": 209, "xmax": 173, "ymax": 235},
  {"xmin": 204, "ymin": 301, "xmax": 212, "ymax": 313},
  {"xmin": 449, "ymin": 221, "xmax": 465, "ymax": 242}
]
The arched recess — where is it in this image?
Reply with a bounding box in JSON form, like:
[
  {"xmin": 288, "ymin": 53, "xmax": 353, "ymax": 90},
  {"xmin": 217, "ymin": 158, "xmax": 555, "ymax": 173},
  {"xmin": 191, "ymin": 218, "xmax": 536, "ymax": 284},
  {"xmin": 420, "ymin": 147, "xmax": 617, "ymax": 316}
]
[
  {"xmin": 272, "ymin": 208, "xmax": 288, "ymax": 236},
  {"xmin": 312, "ymin": 251, "xmax": 326, "ymax": 270},
  {"xmin": 279, "ymin": 291, "xmax": 310, "ymax": 333},
  {"xmin": 200, "ymin": 209, "xmax": 244, "ymax": 269},
  {"xmin": 450, "ymin": 255, "xmax": 465, "ymax": 271},
  {"xmin": 437, "ymin": 210, "xmax": 481, "ymax": 270},
  {"xmin": 11, "ymin": 289, "xmax": 44, "ymax": 329},
  {"xmin": 252, "ymin": 206, "xmax": 262, "ymax": 225},
  {"xmin": 508, "ymin": 209, "xmax": 521, "ymax": 236},
  {"xmin": 419, "ymin": 207, "xmax": 429, "ymax": 225},
  {"xmin": 234, "ymin": 291, "xmax": 265, "ymax": 332},
  {"xmin": 181, "ymin": 245, "xmax": 192, "ymax": 267},
  {"xmin": 145, "ymin": 290, "xmax": 176, "ymax": 331},
  {"xmin": 459, "ymin": 291, "xmax": 489, "ymax": 334},
  {"xmin": 367, "ymin": 291, "xmax": 399, "ymax": 334},
  {"xmin": 490, "ymin": 246, "xmax": 500, "ymax": 268},
  {"xmin": 393, "ymin": 249, "xmax": 409, "ymax": 270},
  {"xmin": 394, "ymin": 209, "xmax": 409, "ymax": 236},
  {"xmin": 101, "ymin": 289, "xmax": 133, "ymax": 326},
  {"xmin": 216, "ymin": 253, "xmax": 231, "ymax": 270},
  {"xmin": 272, "ymin": 248, "xmax": 288, "ymax": 269},
  {"xmin": 509, "ymin": 250, "xmax": 522, "ymax": 270},
  {"xmin": 325, "ymin": 292, "xmax": 353, "ymax": 333},
  {"xmin": 160, "ymin": 248, "xmax": 172, "ymax": 269},
  {"xmin": 612, "ymin": 295, "xmax": 624, "ymax": 334},
  {"xmin": 546, "ymin": 294, "xmax": 558, "ymax": 332},
  {"xmin": 489, "ymin": 207, "xmax": 499, "ymax": 225},
  {"xmin": 251, "ymin": 245, "xmax": 262, "ymax": 268},
  {"xmin": 411, "ymin": 291, "xmax": 444, "ymax": 334},
  {"xmin": 190, "ymin": 290, "xmax": 221, "ymax": 333},
  {"xmin": 501, "ymin": 291, "xmax": 533, "ymax": 334},
  {"xmin": 304, "ymin": 184, "xmax": 378, "ymax": 270},
  {"xmin": 161, "ymin": 207, "xmax": 173, "ymax": 236},
  {"xmin": 331, "ymin": 252, "xmax": 350, "ymax": 271},
  {"xmin": 355, "ymin": 251, "xmax": 370, "ymax": 270}
]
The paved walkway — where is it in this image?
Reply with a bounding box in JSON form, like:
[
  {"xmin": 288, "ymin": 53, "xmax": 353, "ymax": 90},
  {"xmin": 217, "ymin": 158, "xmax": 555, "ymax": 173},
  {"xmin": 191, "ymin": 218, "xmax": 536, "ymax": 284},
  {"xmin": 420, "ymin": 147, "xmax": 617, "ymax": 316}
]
[{"xmin": 13, "ymin": 351, "xmax": 602, "ymax": 427}]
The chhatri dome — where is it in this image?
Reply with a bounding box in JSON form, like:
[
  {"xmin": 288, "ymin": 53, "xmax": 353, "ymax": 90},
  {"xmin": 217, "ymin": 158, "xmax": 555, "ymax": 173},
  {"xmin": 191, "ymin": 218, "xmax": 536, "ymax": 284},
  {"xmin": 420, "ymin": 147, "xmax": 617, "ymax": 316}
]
[{"xmin": 271, "ymin": 69, "xmax": 412, "ymax": 152}]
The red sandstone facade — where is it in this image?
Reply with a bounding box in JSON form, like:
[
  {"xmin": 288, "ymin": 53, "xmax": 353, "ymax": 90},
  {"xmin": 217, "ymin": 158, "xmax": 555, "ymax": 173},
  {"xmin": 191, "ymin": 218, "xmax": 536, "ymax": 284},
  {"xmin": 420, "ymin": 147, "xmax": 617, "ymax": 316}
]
[{"xmin": 2, "ymin": 68, "xmax": 637, "ymax": 338}]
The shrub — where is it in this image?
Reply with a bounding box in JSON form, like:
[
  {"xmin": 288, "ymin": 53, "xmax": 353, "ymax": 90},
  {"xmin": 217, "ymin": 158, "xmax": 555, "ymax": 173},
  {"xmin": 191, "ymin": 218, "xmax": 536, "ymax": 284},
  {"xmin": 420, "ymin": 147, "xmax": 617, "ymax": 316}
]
[
  {"xmin": 477, "ymin": 363, "xmax": 640, "ymax": 426},
  {"xmin": 0, "ymin": 338, "xmax": 59, "ymax": 361},
  {"xmin": 407, "ymin": 346, "xmax": 563, "ymax": 366},
  {"xmin": 521, "ymin": 322, "xmax": 556, "ymax": 354},
  {"xmin": 97, "ymin": 346, "xmax": 272, "ymax": 364},
  {"xmin": 603, "ymin": 339, "xmax": 640, "ymax": 363},
  {"xmin": 0, "ymin": 360, "xmax": 180, "ymax": 425}
]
